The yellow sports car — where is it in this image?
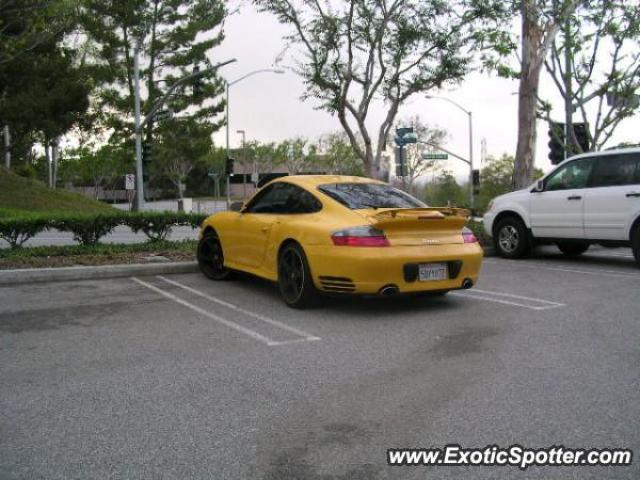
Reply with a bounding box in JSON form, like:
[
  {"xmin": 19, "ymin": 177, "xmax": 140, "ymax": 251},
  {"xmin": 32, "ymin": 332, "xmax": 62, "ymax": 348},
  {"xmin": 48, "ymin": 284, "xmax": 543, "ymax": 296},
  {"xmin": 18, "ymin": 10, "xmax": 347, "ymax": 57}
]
[{"xmin": 198, "ymin": 175, "xmax": 483, "ymax": 308}]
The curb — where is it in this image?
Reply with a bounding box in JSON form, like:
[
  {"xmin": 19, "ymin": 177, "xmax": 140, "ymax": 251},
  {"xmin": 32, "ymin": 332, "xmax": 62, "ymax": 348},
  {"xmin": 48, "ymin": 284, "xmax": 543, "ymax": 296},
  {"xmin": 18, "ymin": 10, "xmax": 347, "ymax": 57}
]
[{"xmin": 0, "ymin": 261, "xmax": 199, "ymax": 286}]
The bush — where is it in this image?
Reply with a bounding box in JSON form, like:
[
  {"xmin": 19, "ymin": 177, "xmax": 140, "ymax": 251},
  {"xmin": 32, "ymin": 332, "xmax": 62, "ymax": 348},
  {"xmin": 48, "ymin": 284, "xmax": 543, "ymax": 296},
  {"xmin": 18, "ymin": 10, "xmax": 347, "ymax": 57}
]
[
  {"xmin": 467, "ymin": 219, "xmax": 491, "ymax": 247},
  {"xmin": 0, "ymin": 215, "xmax": 49, "ymax": 248},
  {"xmin": 52, "ymin": 213, "xmax": 123, "ymax": 246},
  {"xmin": 125, "ymin": 211, "xmax": 206, "ymax": 242}
]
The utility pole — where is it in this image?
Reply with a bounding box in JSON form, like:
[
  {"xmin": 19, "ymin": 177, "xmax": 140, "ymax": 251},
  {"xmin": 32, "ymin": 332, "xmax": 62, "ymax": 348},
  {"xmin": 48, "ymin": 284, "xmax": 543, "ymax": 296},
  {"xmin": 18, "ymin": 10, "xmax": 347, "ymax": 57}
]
[{"xmin": 3, "ymin": 125, "xmax": 10, "ymax": 168}]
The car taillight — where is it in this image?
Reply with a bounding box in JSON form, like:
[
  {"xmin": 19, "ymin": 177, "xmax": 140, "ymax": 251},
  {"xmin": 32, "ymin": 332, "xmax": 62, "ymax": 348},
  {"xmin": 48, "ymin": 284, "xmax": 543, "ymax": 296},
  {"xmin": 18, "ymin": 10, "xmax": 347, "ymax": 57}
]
[
  {"xmin": 331, "ymin": 226, "xmax": 390, "ymax": 247},
  {"xmin": 462, "ymin": 227, "xmax": 478, "ymax": 243}
]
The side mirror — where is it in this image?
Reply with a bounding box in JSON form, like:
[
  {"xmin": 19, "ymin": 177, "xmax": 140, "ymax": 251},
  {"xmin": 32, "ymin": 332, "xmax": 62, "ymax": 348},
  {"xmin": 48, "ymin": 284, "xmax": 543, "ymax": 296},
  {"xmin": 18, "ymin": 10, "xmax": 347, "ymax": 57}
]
[
  {"xmin": 229, "ymin": 201, "xmax": 244, "ymax": 212},
  {"xmin": 532, "ymin": 180, "xmax": 544, "ymax": 192}
]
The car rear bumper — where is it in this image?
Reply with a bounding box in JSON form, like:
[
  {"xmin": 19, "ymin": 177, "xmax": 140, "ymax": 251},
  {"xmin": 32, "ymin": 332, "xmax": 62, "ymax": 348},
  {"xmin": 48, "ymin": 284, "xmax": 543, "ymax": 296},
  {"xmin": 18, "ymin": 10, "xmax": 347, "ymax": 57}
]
[{"xmin": 305, "ymin": 243, "xmax": 483, "ymax": 294}]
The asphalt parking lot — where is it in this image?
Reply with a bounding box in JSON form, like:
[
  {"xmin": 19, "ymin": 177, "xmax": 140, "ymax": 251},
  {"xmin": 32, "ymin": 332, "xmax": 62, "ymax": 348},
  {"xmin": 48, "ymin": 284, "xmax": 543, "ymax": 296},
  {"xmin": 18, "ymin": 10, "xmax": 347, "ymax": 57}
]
[{"xmin": 1, "ymin": 247, "xmax": 639, "ymax": 479}]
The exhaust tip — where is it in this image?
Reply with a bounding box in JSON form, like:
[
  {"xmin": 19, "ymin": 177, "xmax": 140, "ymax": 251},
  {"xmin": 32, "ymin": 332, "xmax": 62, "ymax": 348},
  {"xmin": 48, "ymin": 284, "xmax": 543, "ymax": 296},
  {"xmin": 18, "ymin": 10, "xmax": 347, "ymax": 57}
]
[
  {"xmin": 379, "ymin": 284, "xmax": 400, "ymax": 296},
  {"xmin": 462, "ymin": 278, "xmax": 474, "ymax": 289}
]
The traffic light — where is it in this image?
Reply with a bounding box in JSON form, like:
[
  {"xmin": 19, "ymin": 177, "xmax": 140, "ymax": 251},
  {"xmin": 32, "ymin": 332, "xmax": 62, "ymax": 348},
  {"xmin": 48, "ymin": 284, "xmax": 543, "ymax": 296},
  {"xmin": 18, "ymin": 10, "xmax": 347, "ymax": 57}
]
[
  {"xmin": 472, "ymin": 169, "xmax": 480, "ymax": 195},
  {"xmin": 548, "ymin": 121, "xmax": 565, "ymax": 165},
  {"xmin": 395, "ymin": 147, "xmax": 407, "ymax": 177},
  {"xmin": 193, "ymin": 65, "xmax": 203, "ymax": 99},
  {"xmin": 142, "ymin": 140, "xmax": 152, "ymax": 182},
  {"xmin": 225, "ymin": 156, "xmax": 235, "ymax": 176},
  {"xmin": 394, "ymin": 127, "xmax": 417, "ymax": 147},
  {"xmin": 572, "ymin": 123, "xmax": 591, "ymax": 153}
]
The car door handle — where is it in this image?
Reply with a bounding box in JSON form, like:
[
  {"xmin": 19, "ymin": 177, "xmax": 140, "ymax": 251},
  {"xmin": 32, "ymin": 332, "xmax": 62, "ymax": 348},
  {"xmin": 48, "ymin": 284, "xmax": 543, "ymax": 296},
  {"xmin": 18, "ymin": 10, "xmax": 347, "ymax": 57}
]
[
  {"xmin": 567, "ymin": 195, "xmax": 582, "ymax": 200},
  {"xmin": 261, "ymin": 226, "xmax": 269, "ymax": 232},
  {"xmin": 626, "ymin": 192, "xmax": 640, "ymax": 198}
]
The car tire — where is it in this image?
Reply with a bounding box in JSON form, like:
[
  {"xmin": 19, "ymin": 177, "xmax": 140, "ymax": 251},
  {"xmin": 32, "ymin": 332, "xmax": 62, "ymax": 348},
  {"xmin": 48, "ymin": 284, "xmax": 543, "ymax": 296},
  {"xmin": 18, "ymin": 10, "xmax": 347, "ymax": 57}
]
[
  {"xmin": 197, "ymin": 231, "xmax": 232, "ymax": 280},
  {"xmin": 493, "ymin": 216, "xmax": 530, "ymax": 259},
  {"xmin": 632, "ymin": 223, "xmax": 640, "ymax": 267},
  {"xmin": 278, "ymin": 243, "xmax": 319, "ymax": 309},
  {"xmin": 556, "ymin": 241, "xmax": 590, "ymax": 257}
]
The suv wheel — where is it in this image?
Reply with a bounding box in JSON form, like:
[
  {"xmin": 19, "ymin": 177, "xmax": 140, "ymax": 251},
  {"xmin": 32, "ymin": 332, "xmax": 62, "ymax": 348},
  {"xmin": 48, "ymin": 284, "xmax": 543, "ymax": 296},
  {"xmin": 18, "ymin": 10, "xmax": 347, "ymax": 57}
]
[
  {"xmin": 632, "ymin": 223, "xmax": 640, "ymax": 267},
  {"xmin": 493, "ymin": 216, "xmax": 530, "ymax": 259},
  {"xmin": 556, "ymin": 241, "xmax": 590, "ymax": 257}
]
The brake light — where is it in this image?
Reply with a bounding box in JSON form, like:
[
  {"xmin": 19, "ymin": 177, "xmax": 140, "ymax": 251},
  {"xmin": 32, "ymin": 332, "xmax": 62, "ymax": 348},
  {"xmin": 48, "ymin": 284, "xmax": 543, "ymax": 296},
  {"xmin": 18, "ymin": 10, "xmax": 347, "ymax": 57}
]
[
  {"xmin": 331, "ymin": 226, "xmax": 390, "ymax": 247},
  {"xmin": 462, "ymin": 227, "xmax": 478, "ymax": 243}
]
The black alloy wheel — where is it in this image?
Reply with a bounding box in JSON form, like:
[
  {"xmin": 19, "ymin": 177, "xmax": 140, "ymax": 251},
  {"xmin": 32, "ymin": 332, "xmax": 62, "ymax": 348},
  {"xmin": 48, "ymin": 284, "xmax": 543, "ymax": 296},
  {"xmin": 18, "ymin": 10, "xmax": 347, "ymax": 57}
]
[
  {"xmin": 278, "ymin": 243, "xmax": 318, "ymax": 309},
  {"xmin": 198, "ymin": 231, "xmax": 231, "ymax": 280}
]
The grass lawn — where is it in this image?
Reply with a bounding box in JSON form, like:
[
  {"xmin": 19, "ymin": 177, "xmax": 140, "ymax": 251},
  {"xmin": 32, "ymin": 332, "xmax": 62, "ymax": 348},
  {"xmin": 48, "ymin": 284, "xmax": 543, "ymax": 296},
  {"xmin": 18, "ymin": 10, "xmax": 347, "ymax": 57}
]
[{"xmin": 0, "ymin": 167, "xmax": 115, "ymax": 217}]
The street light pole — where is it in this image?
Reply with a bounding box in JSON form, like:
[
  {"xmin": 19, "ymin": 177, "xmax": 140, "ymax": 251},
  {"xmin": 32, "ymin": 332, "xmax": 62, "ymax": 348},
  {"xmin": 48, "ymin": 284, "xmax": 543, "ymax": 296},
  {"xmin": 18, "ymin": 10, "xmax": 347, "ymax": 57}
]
[
  {"xmin": 131, "ymin": 43, "xmax": 236, "ymax": 211},
  {"xmin": 133, "ymin": 41, "xmax": 144, "ymax": 211},
  {"xmin": 426, "ymin": 95, "xmax": 474, "ymax": 209},
  {"xmin": 237, "ymin": 129, "xmax": 246, "ymax": 198},
  {"xmin": 225, "ymin": 69, "xmax": 284, "ymax": 208}
]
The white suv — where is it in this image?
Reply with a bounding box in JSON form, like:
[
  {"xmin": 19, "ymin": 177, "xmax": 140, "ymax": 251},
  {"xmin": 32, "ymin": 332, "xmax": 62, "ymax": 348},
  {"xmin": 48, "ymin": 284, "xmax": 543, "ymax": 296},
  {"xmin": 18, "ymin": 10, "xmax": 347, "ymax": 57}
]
[{"xmin": 483, "ymin": 147, "xmax": 640, "ymax": 265}]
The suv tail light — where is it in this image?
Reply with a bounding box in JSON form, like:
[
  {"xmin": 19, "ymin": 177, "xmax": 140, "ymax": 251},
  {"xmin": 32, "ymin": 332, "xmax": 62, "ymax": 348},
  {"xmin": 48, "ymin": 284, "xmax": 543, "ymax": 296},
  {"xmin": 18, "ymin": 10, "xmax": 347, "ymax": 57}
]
[
  {"xmin": 331, "ymin": 226, "xmax": 390, "ymax": 247},
  {"xmin": 462, "ymin": 227, "xmax": 478, "ymax": 243}
]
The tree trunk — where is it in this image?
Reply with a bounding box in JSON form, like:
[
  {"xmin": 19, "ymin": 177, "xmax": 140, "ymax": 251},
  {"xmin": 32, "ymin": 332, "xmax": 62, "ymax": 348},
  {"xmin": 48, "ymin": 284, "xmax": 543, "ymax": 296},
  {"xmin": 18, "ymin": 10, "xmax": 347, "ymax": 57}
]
[{"xmin": 513, "ymin": 2, "xmax": 544, "ymax": 190}]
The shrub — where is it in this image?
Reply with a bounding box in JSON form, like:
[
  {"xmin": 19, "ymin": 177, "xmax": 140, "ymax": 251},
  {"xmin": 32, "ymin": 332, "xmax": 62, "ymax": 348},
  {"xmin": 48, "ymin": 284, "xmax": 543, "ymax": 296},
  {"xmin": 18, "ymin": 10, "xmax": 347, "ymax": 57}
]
[
  {"xmin": 467, "ymin": 219, "xmax": 490, "ymax": 247},
  {"xmin": 0, "ymin": 215, "xmax": 49, "ymax": 248},
  {"xmin": 52, "ymin": 213, "xmax": 123, "ymax": 246},
  {"xmin": 125, "ymin": 212, "xmax": 207, "ymax": 242}
]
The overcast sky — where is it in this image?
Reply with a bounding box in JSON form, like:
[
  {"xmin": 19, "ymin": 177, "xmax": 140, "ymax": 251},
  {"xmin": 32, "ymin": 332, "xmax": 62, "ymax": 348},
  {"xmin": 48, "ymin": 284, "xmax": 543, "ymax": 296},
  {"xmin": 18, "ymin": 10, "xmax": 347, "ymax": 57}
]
[{"xmin": 211, "ymin": 4, "xmax": 640, "ymax": 178}]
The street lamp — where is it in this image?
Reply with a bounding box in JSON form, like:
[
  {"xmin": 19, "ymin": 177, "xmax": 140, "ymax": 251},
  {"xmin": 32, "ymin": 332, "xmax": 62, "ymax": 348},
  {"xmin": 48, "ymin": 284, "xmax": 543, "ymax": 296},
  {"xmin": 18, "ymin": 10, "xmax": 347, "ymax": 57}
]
[
  {"xmin": 425, "ymin": 95, "xmax": 474, "ymax": 209},
  {"xmin": 236, "ymin": 129, "xmax": 247, "ymax": 198},
  {"xmin": 132, "ymin": 37, "xmax": 235, "ymax": 211},
  {"xmin": 225, "ymin": 68, "xmax": 284, "ymax": 206}
]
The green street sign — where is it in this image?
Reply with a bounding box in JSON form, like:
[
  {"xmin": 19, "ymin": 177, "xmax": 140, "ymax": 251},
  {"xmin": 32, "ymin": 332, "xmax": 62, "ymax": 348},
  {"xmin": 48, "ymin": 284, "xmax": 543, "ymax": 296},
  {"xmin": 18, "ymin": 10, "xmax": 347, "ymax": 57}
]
[{"xmin": 422, "ymin": 153, "xmax": 448, "ymax": 160}]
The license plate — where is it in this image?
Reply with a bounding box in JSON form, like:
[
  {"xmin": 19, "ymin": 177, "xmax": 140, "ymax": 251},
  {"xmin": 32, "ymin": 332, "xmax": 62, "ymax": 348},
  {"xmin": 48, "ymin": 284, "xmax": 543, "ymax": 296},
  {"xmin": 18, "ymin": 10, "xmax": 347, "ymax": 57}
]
[{"xmin": 418, "ymin": 263, "xmax": 448, "ymax": 282}]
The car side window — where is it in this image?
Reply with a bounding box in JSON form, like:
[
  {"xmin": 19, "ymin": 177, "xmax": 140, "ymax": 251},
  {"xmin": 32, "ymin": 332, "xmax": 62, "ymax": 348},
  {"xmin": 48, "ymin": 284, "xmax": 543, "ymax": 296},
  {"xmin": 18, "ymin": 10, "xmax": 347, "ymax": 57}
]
[
  {"xmin": 545, "ymin": 158, "xmax": 594, "ymax": 191},
  {"xmin": 244, "ymin": 182, "xmax": 321, "ymax": 214},
  {"xmin": 591, "ymin": 154, "xmax": 640, "ymax": 187}
]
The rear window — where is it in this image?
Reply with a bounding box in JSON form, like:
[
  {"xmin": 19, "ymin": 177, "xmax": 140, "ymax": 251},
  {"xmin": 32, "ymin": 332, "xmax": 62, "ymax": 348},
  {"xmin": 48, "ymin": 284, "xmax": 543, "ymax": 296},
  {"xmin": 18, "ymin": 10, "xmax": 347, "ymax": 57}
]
[{"xmin": 318, "ymin": 183, "xmax": 426, "ymax": 209}]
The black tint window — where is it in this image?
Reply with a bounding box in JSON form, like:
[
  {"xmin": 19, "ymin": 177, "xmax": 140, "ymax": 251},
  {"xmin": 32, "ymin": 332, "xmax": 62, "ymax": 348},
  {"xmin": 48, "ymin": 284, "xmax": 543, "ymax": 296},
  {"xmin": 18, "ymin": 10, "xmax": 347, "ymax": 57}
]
[
  {"xmin": 591, "ymin": 154, "xmax": 640, "ymax": 187},
  {"xmin": 245, "ymin": 182, "xmax": 321, "ymax": 214},
  {"xmin": 318, "ymin": 183, "xmax": 426, "ymax": 209},
  {"xmin": 545, "ymin": 158, "xmax": 594, "ymax": 191}
]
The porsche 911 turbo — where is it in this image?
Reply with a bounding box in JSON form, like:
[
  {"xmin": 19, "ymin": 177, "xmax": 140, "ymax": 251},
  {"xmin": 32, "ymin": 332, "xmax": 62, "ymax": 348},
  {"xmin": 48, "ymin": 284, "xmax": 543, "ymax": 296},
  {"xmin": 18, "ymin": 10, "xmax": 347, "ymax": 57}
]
[{"xmin": 198, "ymin": 175, "xmax": 483, "ymax": 308}]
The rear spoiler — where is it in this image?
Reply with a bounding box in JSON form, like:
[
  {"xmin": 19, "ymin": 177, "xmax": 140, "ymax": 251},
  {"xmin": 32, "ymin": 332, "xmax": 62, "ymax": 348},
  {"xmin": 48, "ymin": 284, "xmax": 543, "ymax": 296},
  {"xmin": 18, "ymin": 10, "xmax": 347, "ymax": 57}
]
[{"xmin": 371, "ymin": 207, "xmax": 471, "ymax": 221}]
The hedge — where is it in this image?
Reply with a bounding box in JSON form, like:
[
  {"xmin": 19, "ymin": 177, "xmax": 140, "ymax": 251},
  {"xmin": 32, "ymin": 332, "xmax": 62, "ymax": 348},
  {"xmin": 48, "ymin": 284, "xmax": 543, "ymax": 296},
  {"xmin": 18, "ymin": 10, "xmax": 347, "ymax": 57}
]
[{"xmin": 0, "ymin": 211, "xmax": 208, "ymax": 248}]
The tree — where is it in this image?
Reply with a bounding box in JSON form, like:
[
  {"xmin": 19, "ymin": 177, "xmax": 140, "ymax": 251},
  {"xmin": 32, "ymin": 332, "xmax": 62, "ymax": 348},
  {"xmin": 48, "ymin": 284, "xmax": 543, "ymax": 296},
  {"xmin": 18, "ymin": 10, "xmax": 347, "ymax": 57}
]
[
  {"xmin": 277, "ymin": 138, "xmax": 316, "ymax": 174},
  {"xmin": 254, "ymin": 0, "xmax": 508, "ymax": 178},
  {"xmin": 80, "ymin": 0, "xmax": 227, "ymax": 162},
  {"xmin": 318, "ymin": 132, "xmax": 364, "ymax": 176},
  {"xmin": 153, "ymin": 118, "xmax": 213, "ymax": 198},
  {"xmin": 541, "ymin": 0, "xmax": 640, "ymax": 153},
  {"xmin": 512, "ymin": 0, "xmax": 579, "ymax": 189},
  {"xmin": 392, "ymin": 116, "xmax": 447, "ymax": 194},
  {"xmin": 425, "ymin": 171, "xmax": 467, "ymax": 207},
  {"xmin": 1, "ymin": 1, "xmax": 90, "ymax": 169},
  {"xmin": 476, "ymin": 154, "xmax": 542, "ymax": 212}
]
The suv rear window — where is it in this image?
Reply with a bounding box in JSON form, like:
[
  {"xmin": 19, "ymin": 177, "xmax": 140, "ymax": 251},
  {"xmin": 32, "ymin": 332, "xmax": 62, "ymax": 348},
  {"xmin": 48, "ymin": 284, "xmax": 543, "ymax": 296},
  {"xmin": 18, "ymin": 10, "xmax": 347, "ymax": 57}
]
[
  {"xmin": 591, "ymin": 154, "xmax": 640, "ymax": 187},
  {"xmin": 318, "ymin": 183, "xmax": 426, "ymax": 209}
]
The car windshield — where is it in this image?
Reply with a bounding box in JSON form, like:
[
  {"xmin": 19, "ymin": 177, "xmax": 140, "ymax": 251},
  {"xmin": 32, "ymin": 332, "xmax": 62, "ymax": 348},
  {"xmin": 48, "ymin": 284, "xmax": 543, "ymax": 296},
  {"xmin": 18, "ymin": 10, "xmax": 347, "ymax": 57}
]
[{"xmin": 318, "ymin": 182, "xmax": 426, "ymax": 209}]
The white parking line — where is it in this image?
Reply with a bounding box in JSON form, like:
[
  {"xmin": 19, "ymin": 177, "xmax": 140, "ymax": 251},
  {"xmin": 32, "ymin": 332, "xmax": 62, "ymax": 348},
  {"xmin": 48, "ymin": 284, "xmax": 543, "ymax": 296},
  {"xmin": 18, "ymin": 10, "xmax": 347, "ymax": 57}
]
[
  {"xmin": 132, "ymin": 277, "xmax": 318, "ymax": 347},
  {"xmin": 451, "ymin": 288, "xmax": 565, "ymax": 310},
  {"xmin": 483, "ymin": 259, "xmax": 640, "ymax": 279},
  {"xmin": 156, "ymin": 275, "xmax": 321, "ymax": 341}
]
